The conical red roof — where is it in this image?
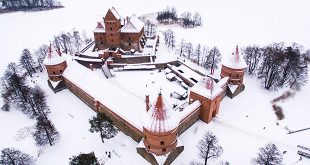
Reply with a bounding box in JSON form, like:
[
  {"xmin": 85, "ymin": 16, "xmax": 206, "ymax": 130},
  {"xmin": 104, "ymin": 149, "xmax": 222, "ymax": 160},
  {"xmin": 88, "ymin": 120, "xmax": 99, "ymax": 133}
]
[{"xmin": 142, "ymin": 93, "xmax": 180, "ymax": 133}]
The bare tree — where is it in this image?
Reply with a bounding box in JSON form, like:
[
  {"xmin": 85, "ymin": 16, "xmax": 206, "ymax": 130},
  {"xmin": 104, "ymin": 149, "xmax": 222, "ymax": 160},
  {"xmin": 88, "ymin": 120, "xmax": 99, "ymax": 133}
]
[
  {"xmin": 251, "ymin": 143, "xmax": 283, "ymax": 165},
  {"xmin": 35, "ymin": 44, "xmax": 49, "ymax": 71},
  {"xmin": 203, "ymin": 46, "xmax": 221, "ymax": 72},
  {"xmin": 197, "ymin": 131, "xmax": 223, "ymax": 165},
  {"xmin": 194, "ymin": 44, "xmax": 202, "ymax": 65},
  {"xmin": 0, "ymin": 148, "xmax": 35, "ymax": 165},
  {"xmin": 243, "ymin": 45, "xmax": 262, "ymax": 75}
]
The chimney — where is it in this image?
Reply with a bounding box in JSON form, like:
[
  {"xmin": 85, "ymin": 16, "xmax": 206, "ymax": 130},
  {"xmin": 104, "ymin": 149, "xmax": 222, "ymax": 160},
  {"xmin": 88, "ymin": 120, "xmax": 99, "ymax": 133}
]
[{"xmin": 145, "ymin": 95, "xmax": 150, "ymax": 111}]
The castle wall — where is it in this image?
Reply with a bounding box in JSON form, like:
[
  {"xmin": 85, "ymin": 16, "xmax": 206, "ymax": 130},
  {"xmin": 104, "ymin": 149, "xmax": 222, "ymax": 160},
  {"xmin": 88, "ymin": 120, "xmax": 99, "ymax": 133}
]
[
  {"xmin": 121, "ymin": 32, "xmax": 141, "ymax": 51},
  {"xmin": 63, "ymin": 77, "xmax": 144, "ymax": 142},
  {"xmin": 178, "ymin": 106, "xmax": 200, "ymax": 134},
  {"xmin": 113, "ymin": 55, "xmax": 155, "ymax": 64}
]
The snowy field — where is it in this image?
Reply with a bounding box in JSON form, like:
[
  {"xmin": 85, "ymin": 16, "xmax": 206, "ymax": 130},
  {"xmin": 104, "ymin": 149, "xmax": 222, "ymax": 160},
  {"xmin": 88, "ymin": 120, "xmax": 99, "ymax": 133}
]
[{"xmin": 1, "ymin": 0, "xmax": 310, "ymax": 164}]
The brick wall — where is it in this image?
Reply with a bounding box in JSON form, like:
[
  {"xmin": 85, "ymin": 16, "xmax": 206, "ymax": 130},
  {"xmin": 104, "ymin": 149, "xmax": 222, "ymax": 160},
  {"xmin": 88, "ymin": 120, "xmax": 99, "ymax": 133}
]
[
  {"xmin": 63, "ymin": 78, "xmax": 144, "ymax": 142},
  {"xmin": 220, "ymin": 65, "xmax": 245, "ymax": 85}
]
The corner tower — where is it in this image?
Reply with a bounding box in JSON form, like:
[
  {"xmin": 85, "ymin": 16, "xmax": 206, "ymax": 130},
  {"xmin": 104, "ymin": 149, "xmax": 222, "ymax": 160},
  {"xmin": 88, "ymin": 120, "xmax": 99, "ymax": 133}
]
[
  {"xmin": 142, "ymin": 92, "xmax": 180, "ymax": 155},
  {"xmin": 220, "ymin": 46, "xmax": 247, "ymax": 98},
  {"xmin": 43, "ymin": 45, "xmax": 67, "ymax": 92}
]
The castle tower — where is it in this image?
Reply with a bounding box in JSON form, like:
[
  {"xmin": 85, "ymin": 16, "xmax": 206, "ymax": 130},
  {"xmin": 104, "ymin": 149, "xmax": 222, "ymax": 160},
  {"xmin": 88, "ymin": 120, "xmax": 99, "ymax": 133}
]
[
  {"xmin": 220, "ymin": 46, "xmax": 247, "ymax": 97},
  {"xmin": 104, "ymin": 7, "xmax": 122, "ymax": 49},
  {"xmin": 43, "ymin": 45, "xmax": 67, "ymax": 82},
  {"xmin": 221, "ymin": 46, "xmax": 247, "ymax": 85},
  {"xmin": 189, "ymin": 76, "xmax": 224, "ymax": 123},
  {"xmin": 142, "ymin": 92, "xmax": 180, "ymax": 156}
]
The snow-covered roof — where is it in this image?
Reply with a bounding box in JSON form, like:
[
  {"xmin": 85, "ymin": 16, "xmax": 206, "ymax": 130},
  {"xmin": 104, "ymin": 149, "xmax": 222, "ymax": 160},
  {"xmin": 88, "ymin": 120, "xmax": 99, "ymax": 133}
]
[
  {"xmin": 93, "ymin": 22, "xmax": 105, "ymax": 33},
  {"xmin": 222, "ymin": 46, "xmax": 247, "ymax": 69},
  {"xmin": 142, "ymin": 93, "xmax": 180, "ymax": 133},
  {"xmin": 43, "ymin": 46, "xmax": 67, "ymax": 65},
  {"xmin": 110, "ymin": 7, "xmax": 122, "ymax": 20},
  {"xmin": 120, "ymin": 16, "xmax": 144, "ymax": 33},
  {"xmin": 190, "ymin": 76, "xmax": 223, "ymax": 100}
]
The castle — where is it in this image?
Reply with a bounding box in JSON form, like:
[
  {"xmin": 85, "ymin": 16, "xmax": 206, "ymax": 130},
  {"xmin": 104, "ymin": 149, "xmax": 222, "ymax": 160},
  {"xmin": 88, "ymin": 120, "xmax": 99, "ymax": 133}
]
[{"xmin": 44, "ymin": 7, "xmax": 247, "ymax": 165}]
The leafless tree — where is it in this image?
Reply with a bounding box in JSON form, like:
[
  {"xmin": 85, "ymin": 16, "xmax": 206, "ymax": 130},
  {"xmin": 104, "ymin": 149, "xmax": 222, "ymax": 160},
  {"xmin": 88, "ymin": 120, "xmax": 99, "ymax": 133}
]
[
  {"xmin": 252, "ymin": 143, "xmax": 283, "ymax": 165},
  {"xmin": 197, "ymin": 131, "xmax": 223, "ymax": 165}
]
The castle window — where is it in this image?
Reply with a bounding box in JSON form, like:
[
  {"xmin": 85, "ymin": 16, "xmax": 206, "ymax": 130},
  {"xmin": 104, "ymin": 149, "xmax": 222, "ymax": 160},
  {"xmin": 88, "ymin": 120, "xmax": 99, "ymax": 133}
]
[
  {"xmin": 229, "ymin": 74, "xmax": 231, "ymax": 77},
  {"xmin": 148, "ymin": 145, "xmax": 150, "ymax": 149},
  {"xmin": 101, "ymin": 41, "xmax": 103, "ymax": 45},
  {"xmin": 110, "ymin": 28, "xmax": 112, "ymax": 30},
  {"xmin": 129, "ymin": 42, "xmax": 131, "ymax": 46},
  {"xmin": 53, "ymin": 72, "xmax": 55, "ymax": 74},
  {"xmin": 60, "ymin": 70, "xmax": 63, "ymax": 73},
  {"xmin": 58, "ymin": 76, "xmax": 61, "ymax": 78},
  {"xmin": 100, "ymin": 36, "xmax": 102, "ymax": 40},
  {"xmin": 160, "ymin": 141, "xmax": 164, "ymax": 145},
  {"xmin": 112, "ymin": 39, "xmax": 113, "ymax": 42},
  {"xmin": 162, "ymin": 148, "xmax": 166, "ymax": 152},
  {"xmin": 111, "ymin": 34, "xmax": 113, "ymax": 36}
]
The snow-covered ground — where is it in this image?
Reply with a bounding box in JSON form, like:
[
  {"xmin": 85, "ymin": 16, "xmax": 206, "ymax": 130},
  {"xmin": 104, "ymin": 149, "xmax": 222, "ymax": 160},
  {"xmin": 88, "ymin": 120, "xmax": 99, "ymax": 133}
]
[{"xmin": 1, "ymin": 0, "xmax": 310, "ymax": 164}]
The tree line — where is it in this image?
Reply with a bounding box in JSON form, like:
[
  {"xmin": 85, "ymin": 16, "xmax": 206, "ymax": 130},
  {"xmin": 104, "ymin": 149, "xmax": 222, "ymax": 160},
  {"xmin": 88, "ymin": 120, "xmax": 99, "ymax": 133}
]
[
  {"xmin": 0, "ymin": 0, "xmax": 63, "ymax": 12},
  {"xmin": 157, "ymin": 6, "xmax": 202, "ymax": 28},
  {"xmin": 243, "ymin": 42, "xmax": 309, "ymax": 90}
]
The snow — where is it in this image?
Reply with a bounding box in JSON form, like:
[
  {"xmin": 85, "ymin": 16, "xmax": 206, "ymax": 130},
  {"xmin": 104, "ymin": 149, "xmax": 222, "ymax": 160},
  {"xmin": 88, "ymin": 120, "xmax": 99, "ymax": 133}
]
[
  {"xmin": 43, "ymin": 48, "xmax": 67, "ymax": 66},
  {"xmin": 110, "ymin": 7, "xmax": 122, "ymax": 20},
  {"xmin": 120, "ymin": 16, "xmax": 144, "ymax": 33},
  {"xmin": 1, "ymin": 0, "xmax": 310, "ymax": 164},
  {"xmin": 170, "ymin": 64, "xmax": 203, "ymax": 84},
  {"xmin": 228, "ymin": 84, "xmax": 239, "ymax": 93},
  {"xmin": 49, "ymin": 80, "xmax": 61, "ymax": 88},
  {"xmin": 217, "ymin": 77, "xmax": 229, "ymax": 88},
  {"xmin": 222, "ymin": 52, "xmax": 247, "ymax": 69},
  {"xmin": 93, "ymin": 22, "xmax": 105, "ymax": 33},
  {"xmin": 190, "ymin": 77, "xmax": 223, "ymax": 100}
]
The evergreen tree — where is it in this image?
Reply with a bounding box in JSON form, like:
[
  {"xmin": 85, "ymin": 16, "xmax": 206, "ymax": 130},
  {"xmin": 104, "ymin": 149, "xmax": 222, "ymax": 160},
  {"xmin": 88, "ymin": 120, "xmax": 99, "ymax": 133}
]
[
  {"xmin": 89, "ymin": 113, "xmax": 118, "ymax": 143},
  {"xmin": 0, "ymin": 148, "xmax": 35, "ymax": 165},
  {"xmin": 19, "ymin": 49, "xmax": 36, "ymax": 77},
  {"xmin": 69, "ymin": 152, "xmax": 99, "ymax": 165},
  {"xmin": 33, "ymin": 115, "xmax": 60, "ymax": 146}
]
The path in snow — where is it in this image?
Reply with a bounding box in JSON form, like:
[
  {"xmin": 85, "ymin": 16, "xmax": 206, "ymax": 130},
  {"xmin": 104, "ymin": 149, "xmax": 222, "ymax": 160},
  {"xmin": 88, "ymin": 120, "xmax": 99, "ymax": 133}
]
[{"xmin": 213, "ymin": 118, "xmax": 297, "ymax": 151}]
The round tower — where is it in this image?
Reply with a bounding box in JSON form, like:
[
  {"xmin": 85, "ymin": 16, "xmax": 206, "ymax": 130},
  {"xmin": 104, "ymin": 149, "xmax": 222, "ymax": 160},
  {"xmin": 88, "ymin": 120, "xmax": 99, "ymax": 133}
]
[
  {"xmin": 43, "ymin": 46, "xmax": 67, "ymax": 82},
  {"xmin": 142, "ymin": 92, "xmax": 180, "ymax": 155},
  {"xmin": 220, "ymin": 46, "xmax": 247, "ymax": 85}
]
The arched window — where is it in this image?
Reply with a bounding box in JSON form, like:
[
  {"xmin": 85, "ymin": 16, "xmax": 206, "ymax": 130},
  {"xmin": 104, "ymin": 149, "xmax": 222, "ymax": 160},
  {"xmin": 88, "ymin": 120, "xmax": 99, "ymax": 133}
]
[{"xmin": 160, "ymin": 141, "xmax": 164, "ymax": 145}]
